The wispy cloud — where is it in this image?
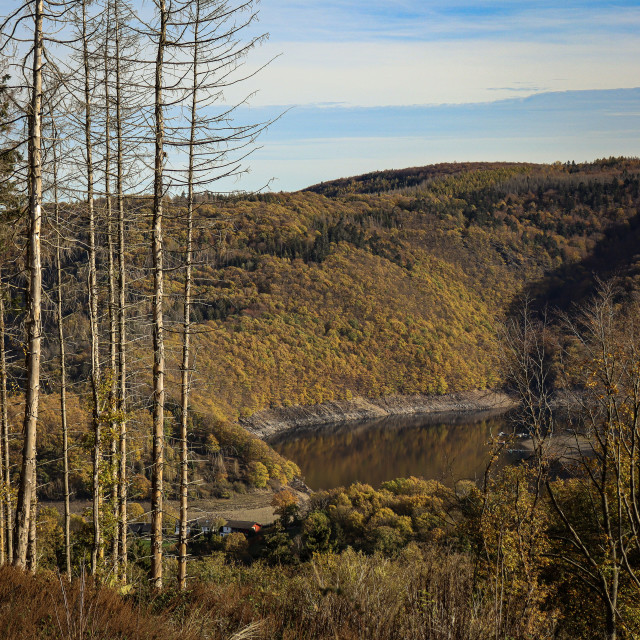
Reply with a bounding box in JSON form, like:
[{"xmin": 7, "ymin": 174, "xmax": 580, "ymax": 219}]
[
  {"xmin": 487, "ymin": 86, "xmax": 546, "ymax": 92},
  {"xmin": 220, "ymin": 2, "xmax": 640, "ymax": 190},
  {"xmin": 235, "ymin": 37, "xmax": 640, "ymax": 107},
  {"xmin": 219, "ymin": 88, "xmax": 640, "ymax": 192},
  {"xmin": 258, "ymin": 0, "xmax": 640, "ymax": 43}
]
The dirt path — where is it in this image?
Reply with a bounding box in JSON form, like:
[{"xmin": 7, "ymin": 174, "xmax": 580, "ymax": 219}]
[{"xmin": 47, "ymin": 487, "xmax": 309, "ymax": 527}]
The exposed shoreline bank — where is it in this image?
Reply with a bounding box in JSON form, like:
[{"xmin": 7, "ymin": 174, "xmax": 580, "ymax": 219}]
[{"xmin": 241, "ymin": 389, "xmax": 517, "ymax": 439}]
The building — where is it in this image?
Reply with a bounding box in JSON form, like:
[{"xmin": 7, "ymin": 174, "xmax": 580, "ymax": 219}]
[
  {"xmin": 220, "ymin": 520, "xmax": 262, "ymax": 537},
  {"xmin": 174, "ymin": 518, "xmax": 216, "ymax": 536}
]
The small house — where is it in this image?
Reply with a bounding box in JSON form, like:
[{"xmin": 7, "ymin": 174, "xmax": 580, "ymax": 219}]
[
  {"xmin": 220, "ymin": 520, "xmax": 261, "ymax": 537},
  {"xmin": 174, "ymin": 518, "xmax": 216, "ymax": 537}
]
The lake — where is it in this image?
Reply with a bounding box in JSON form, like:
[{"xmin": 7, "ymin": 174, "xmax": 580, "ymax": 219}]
[{"xmin": 269, "ymin": 410, "xmax": 528, "ymax": 490}]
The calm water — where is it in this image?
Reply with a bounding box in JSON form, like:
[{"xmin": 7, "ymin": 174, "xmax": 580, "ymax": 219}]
[{"xmin": 269, "ymin": 410, "xmax": 528, "ymax": 490}]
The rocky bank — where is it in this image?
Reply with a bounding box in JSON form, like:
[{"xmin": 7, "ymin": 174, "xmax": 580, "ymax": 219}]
[{"xmin": 241, "ymin": 389, "xmax": 517, "ymax": 439}]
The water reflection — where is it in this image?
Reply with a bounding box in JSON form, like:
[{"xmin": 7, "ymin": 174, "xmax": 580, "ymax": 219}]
[{"xmin": 269, "ymin": 410, "xmax": 527, "ymax": 490}]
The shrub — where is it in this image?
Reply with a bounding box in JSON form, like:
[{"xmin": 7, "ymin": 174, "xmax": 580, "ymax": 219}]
[{"xmin": 247, "ymin": 461, "xmax": 269, "ymax": 488}]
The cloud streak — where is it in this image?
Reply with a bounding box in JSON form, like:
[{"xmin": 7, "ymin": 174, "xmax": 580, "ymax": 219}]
[
  {"xmin": 259, "ymin": 0, "xmax": 640, "ymax": 43},
  {"xmin": 236, "ymin": 37, "xmax": 640, "ymax": 107},
  {"xmin": 222, "ymin": 88, "xmax": 640, "ymax": 192},
  {"xmin": 218, "ymin": 2, "xmax": 640, "ymax": 191}
]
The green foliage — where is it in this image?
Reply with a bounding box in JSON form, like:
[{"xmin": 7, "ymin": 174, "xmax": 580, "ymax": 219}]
[
  {"xmin": 306, "ymin": 478, "xmax": 455, "ymax": 552},
  {"xmin": 263, "ymin": 522, "xmax": 295, "ymax": 565},
  {"xmin": 224, "ymin": 531, "xmax": 249, "ymax": 558},
  {"xmin": 271, "ymin": 488, "xmax": 299, "ymax": 526},
  {"xmin": 247, "ymin": 461, "xmax": 269, "ymax": 488},
  {"xmin": 301, "ymin": 510, "xmax": 332, "ymax": 555}
]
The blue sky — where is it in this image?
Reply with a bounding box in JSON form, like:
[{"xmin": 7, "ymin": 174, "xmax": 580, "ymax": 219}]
[{"xmin": 218, "ymin": 0, "xmax": 640, "ymax": 192}]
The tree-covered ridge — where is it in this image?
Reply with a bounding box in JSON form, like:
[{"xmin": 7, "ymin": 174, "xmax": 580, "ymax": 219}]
[
  {"xmin": 303, "ymin": 161, "xmax": 534, "ymax": 196},
  {"xmin": 5, "ymin": 159, "xmax": 640, "ymax": 502},
  {"xmin": 153, "ymin": 159, "xmax": 640, "ymax": 422}
]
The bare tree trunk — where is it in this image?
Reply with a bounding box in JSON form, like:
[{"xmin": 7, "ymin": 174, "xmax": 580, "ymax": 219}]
[
  {"xmin": 605, "ymin": 596, "xmax": 617, "ymax": 640},
  {"xmin": 54, "ymin": 149, "xmax": 71, "ymax": 579},
  {"xmin": 108, "ymin": 226, "xmax": 119, "ymax": 571},
  {"xmin": 81, "ymin": 0, "xmax": 103, "ymax": 576},
  {"xmin": 13, "ymin": 0, "xmax": 43, "ymax": 570},
  {"xmin": 0, "ymin": 331, "xmax": 4, "ymax": 566},
  {"xmin": 150, "ymin": 0, "xmax": 167, "ymax": 590},
  {"xmin": 178, "ymin": 1, "xmax": 199, "ymax": 590},
  {"xmin": 0, "ymin": 275, "xmax": 10, "ymax": 565},
  {"xmin": 178, "ymin": 177, "xmax": 193, "ymax": 590},
  {"xmin": 26, "ymin": 489, "xmax": 36, "ymax": 573},
  {"xmin": 0, "ymin": 270, "xmax": 4, "ymax": 566},
  {"xmin": 104, "ymin": 30, "xmax": 120, "ymax": 573},
  {"xmin": 114, "ymin": 8, "xmax": 128, "ymax": 583},
  {"xmin": 604, "ymin": 568, "xmax": 619, "ymax": 640}
]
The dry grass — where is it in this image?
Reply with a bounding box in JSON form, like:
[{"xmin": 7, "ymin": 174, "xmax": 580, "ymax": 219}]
[
  {"xmin": 0, "ymin": 566, "xmax": 192, "ymax": 639},
  {"xmin": 0, "ymin": 546, "xmax": 555, "ymax": 640},
  {"xmin": 174, "ymin": 546, "xmax": 552, "ymax": 640}
]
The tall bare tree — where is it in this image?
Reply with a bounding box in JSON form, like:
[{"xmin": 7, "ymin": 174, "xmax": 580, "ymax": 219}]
[
  {"xmin": 178, "ymin": 0, "xmax": 198, "ymax": 590},
  {"xmin": 0, "ymin": 68, "xmax": 15, "ymax": 567},
  {"xmin": 77, "ymin": 0, "xmax": 104, "ymax": 575},
  {"xmin": 9, "ymin": 0, "xmax": 45, "ymax": 570},
  {"xmin": 502, "ymin": 283, "xmax": 640, "ymax": 640},
  {"xmin": 173, "ymin": 0, "xmax": 268, "ymax": 588},
  {"xmin": 114, "ymin": 3, "xmax": 129, "ymax": 580},
  {"xmin": 150, "ymin": 0, "xmax": 168, "ymax": 589},
  {"xmin": 101, "ymin": 6, "xmax": 121, "ymax": 572},
  {"xmin": 0, "ymin": 271, "xmax": 10, "ymax": 565},
  {"xmin": 52, "ymin": 123, "xmax": 71, "ymax": 579}
]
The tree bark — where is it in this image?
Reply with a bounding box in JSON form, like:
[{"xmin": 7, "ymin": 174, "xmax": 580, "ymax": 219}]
[
  {"xmin": 54, "ymin": 149, "xmax": 71, "ymax": 579},
  {"xmin": 0, "ymin": 338, "xmax": 4, "ymax": 566},
  {"xmin": 114, "ymin": 6, "xmax": 128, "ymax": 583},
  {"xmin": 0, "ymin": 273, "xmax": 10, "ymax": 565},
  {"xmin": 81, "ymin": 0, "xmax": 103, "ymax": 576},
  {"xmin": 178, "ymin": 0, "xmax": 201, "ymax": 591},
  {"xmin": 26, "ymin": 489, "xmax": 36, "ymax": 573},
  {"xmin": 13, "ymin": 0, "xmax": 43, "ymax": 570},
  {"xmin": 0, "ymin": 269, "xmax": 4, "ymax": 566},
  {"xmin": 150, "ymin": 0, "xmax": 167, "ymax": 590},
  {"xmin": 104, "ymin": 28, "xmax": 120, "ymax": 573}
]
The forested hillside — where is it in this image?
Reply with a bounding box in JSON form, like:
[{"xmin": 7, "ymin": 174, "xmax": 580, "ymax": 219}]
[
  {"xmin": 159, "ymin": 158, "xmax": 640, "ymax": 420},
  {"xmin": 3, "ymin": 158, "xmax": 639, "ymax": 505},
  {"xmin": 3, "ymin": 158, "xmax": 640, "ymax": 637},
  {"xmin": 13, "ymin": 157, "xmax": 638, "ymax": 426}
]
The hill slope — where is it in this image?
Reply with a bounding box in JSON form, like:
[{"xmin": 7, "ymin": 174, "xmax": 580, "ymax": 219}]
[
  {"xmin": 157, "ymin": 158, "xmax": 640, "ymax": 421},
  {"xmin": 8, "ymin": 158, "xmax": 640, "ymax": 500}
]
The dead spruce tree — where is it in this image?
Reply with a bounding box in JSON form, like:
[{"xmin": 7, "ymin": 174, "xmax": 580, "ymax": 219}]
[
  {"xmin": 0, "ymin": 0, "xmax": 269, "ymax": 584},
  {"xmin": 144, "ymin": 0, "xmax": 170, "ymax": 589},
  {"xmin": 80, "ymin": 0, "xmax": 104, "ymax": 574},
  {"xmin": 52, "ymin": 0, "xmax": 105, "ymax": 574},
  {"xmin": 51, "ymin": 115, "xmax": 72, "ymax": 578},
  {"xmin": 173, "ymin": 0, "xmax": 268, "ymax": 590},
  {"xmin": 0, "ymin": 0, "xmax": 45, "ymax": 570},
  {"xmin": 112, "ymin": 0, "xmax": 137, "ymax": 581},
  {"xmin": 0, "ymin": 65, "xmax": 17, "ymax": 566}
]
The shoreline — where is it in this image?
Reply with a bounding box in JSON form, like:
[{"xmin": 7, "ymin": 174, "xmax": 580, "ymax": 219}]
[{"xmin": 241, "ymin": 389, "xmax": 517, "ymax": 439}]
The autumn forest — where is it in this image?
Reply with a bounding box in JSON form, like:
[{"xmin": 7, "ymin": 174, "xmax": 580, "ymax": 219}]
[{"xmin": 2, "ymin": 0, "xmax": 640, "ymax": 638}]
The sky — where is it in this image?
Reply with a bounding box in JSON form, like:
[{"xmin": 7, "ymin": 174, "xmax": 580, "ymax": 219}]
[{"xmin": 217, "ymin": 0, "xmax": 640, "ymax": 192}]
